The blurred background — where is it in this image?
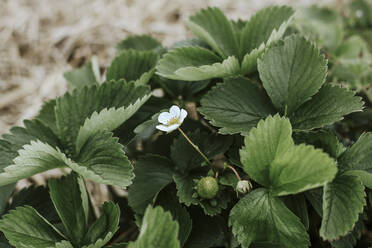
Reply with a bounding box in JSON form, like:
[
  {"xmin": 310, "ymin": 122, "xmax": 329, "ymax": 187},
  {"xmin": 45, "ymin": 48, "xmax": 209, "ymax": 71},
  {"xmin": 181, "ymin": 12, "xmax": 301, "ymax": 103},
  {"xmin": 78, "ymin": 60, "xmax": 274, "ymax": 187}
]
[{"xmin": 0, "ymin": 0, "xmax": 340, "ymax": 136}]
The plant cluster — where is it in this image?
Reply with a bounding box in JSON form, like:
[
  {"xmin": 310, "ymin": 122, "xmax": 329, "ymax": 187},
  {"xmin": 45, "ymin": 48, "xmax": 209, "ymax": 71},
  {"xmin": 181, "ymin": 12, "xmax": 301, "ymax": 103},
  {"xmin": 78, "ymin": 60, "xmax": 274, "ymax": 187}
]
[{"xmin": 0, "ymin": 1, "xmax": 372, "ymax": 248}]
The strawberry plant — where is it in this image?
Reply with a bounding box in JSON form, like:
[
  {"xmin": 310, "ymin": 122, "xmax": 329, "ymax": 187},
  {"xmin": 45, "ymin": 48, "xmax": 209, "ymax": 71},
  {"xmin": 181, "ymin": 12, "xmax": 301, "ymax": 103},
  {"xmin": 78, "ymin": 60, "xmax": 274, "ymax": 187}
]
[{"xmin": 1, "ymin": 2, "xmax": 372, "ymax": 248}]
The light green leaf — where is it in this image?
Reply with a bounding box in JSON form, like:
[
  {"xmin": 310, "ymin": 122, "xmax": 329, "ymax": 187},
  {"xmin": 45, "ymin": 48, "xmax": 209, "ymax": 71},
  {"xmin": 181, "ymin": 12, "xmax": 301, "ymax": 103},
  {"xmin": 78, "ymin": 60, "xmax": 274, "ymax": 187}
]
[
  {"xmin": 239, "ymin": 6, "xmax": 294, "ymax": 58},
  {"xmin": 290, "ymin": 85, "xmax": 364, "ymax": 130},
  {"xmin": 73, "ymin": 131, "xmax": 133, "ymax": 188},
  {"xmin": 128, "ymin": 155, "xmax": 174, "ymax": 214},
  {"xmin": 48, "ymin": 174, "xmax": 89, "ymax": 246},
  {"xmin": 75, "ymin": 92, "xmax": 151, "ymax": 154},
  {"xmin": 116, "ymin": 35, "xmax": 162, "ymax": 52},
  {"xmin": 345, "ymin": 170, "xmax": 372, "ymax": 189},
  {"xmin": 270, "ymin": 143, "xmax": 337, "ymax": 196},
  {"xmin": 186, "ymin": 7, "xmax": 239, "ymax": 58},
  {"xmin": 156, "ymin": 46, "xmax": 240, "ymax": 81},
  {"xmin": 0, "ymin": 141, "xmax": 72, "ymax": 187},
  {"xmin": 0, "ymin": 206, "xmax": 65, "ymax": 248},
  {"xmin": 199, "ymin": 77, "xmax": 275, "ymax": 135},
  {"xmin": 240, "ymin": 115, "xmax": 294, "ymax": 187},
  {"xmin": 258, "ymin": 35, "xmax": 327, "ymax": 114},
  {"xmin": 295, "ymin": 6, "xmax": 343, "ymax": 51},
  {"xmin": 127, "ymin": 206, "xmax": 180, "ymax": 248},
  {"xmin": 106, "ymin": 50, "xmax": 157, "ymax": 84},
  {"xmin": 240, "ymin": 115, "xmax": 337, "ymax": 195},
  {"xmin": 64, "ymin": 60, "xmax": 99, "ymax": 91},
  {"xmin": 55, "ymin": 241, "xmax": 74, "ymax": 248},
  {"xmin": 55, "ymin": 81, "xmax": 150, "ymax": 156},
  {"xmin": 229, "ymin": 188, "xmax": 310, "ymax": 248},
  {"xmin": 331, "ymin": 214, "xmax": 365, "ymax": 248},
  {"xmin": 82, "ymin": 202, "xmax": 120, "ymax": 248},
  {"xmin": 338, "ymin": 132, "xmax": 372, "ymax": 172},
  {"xmin": 320, "ymin": 174, "xmax": 366, "ymax": 241}
]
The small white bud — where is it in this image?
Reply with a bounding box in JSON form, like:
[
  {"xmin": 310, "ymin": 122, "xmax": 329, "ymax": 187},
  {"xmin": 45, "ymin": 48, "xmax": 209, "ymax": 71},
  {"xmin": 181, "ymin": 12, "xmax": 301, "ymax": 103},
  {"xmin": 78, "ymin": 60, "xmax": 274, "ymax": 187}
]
[{"xmin": 236, "ymin": 180, "xmax": 252, "ymax": 194}]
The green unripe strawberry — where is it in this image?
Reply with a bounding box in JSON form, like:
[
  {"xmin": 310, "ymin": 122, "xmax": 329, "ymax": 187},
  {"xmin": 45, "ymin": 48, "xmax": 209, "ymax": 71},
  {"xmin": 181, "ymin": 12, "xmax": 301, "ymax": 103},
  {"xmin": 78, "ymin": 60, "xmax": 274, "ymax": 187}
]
[{"xmin": 196, "ymin": 176, "xmax": 219, "ymax": 199}]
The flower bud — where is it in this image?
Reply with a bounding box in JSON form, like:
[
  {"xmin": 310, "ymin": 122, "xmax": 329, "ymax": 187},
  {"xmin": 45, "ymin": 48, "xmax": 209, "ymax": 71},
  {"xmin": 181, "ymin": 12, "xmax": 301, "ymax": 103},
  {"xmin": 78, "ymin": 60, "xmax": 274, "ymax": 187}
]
[{"xmin": 236, "ymin": 180, "xmax": 252, "ymax": 194}]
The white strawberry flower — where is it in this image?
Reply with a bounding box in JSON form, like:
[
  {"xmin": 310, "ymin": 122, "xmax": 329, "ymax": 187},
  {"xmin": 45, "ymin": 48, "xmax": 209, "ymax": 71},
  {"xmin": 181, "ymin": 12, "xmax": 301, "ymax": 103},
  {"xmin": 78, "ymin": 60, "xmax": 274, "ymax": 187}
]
[{"xmin": 156, "ymin": 105, "xmax": 188, "ymax": 133}]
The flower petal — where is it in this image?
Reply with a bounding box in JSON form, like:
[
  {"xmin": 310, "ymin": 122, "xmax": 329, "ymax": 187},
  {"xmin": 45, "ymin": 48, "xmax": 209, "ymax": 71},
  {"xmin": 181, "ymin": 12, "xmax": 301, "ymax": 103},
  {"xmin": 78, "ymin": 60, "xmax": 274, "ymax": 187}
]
[
  {"xmin": 179, "ymin": 109, "xmax": 188, "ymax": 123},
  {"xmin": 165, "ymin": 124, "xmax": 180, "ymax": 133},
  {"xmin": 158, "ymin": 112, "xmax": 172, "ymax": 124},
  {"xmin": 170, "ymin": 105, "xmax": 181, "ymax": 118},
  {"xmin": 156, "ymin": 124, "xmax": 171, "ymax": 132}
]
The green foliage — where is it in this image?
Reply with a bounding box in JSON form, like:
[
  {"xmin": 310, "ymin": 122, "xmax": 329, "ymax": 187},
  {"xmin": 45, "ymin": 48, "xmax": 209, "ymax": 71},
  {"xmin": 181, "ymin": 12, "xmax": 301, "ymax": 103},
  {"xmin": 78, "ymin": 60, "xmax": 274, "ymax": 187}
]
[
  {"xmin": 2, "ymin": 3, "xmax": 372, "ymax": 248},
  {"xmin": 229, "ymin": 188, "xmax": 310, "ymax": 248},
  {"xmin": 127, "ymin": 206, "xmax": 180, "ymax": 248}
]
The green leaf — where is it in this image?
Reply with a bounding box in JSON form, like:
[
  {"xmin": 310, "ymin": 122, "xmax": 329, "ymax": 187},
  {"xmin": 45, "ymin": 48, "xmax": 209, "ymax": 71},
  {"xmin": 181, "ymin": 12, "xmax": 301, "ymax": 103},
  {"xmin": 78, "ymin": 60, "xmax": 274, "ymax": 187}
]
[
  {"xmin": 240, "ymin": 115, "xmax": 337, "ymax": 195},
  {"xmin": 184, "ymin": 209, "xmax": 225, "ymax": 248},
  {"xmin": 106, "ymin": 50, "xmax": 158, "ymax": 85},
  {"xmin": 82, "ymin": 202, "xmax": 120, "ymax": 248},
  {"xmin": 186, "ymin": 7, "xmax": 239, "ymax": 58},
  {"xmin": 0, "ymin": 141, "xmax": 72, "ymax": 187},
  {"xmin": 345, "ymin": 170, "xmax": 372, "ymax": 189},
  {"xmin": 293, "ymin": 130, "xmax": 346, "ymax": 159},
  {"xmin": 128, "ymin": 155, "xmax": 174, "ymax": 214},
  {"xmin": 258, "ymin": 35, "xmax": 328, "ymax": 114},
  {"xmin": 290, "ymin": 85, "xmax": 364, "ymax": 130},
  {"xmin": 0, "ymin": 206, "xmax": 65, "ymax": 248},
  {"xmin": 171, "ymin": 129, "xmax": 232, "ymax": 173},
  {"xmin": 338, "ymin": 132, "xmax": 372, "ymax": 172},
  {"xmin": 64, "ymin": 59, "xmax": 99, "ymax": 91},
  {"xmin": 199, "ymin": 77, "xmax": 275, "ymax": 135},
  {"xmin": 240, "ymin": 115, "xmax": 293, "ymax": 187},
  {"xmin": 75, "ymin": 92, "xmax": 151, "ymax": 154},
  {"xmin": 55, "ymin": 81, "xmax": 150, "ymax": 155},
  {"xmin": 320, "ymin": 174, "xmax": 366, "ymax": 241},
  {"xmin": 159, "ymin": 78, "xmax": 210, "ymax": 100},
  {"xmin": 295, "ymin": 6, "xmax": 343, "ymax": 51},
  {"xmin": 35, "ymin": 99, "xmax": 58, "ymax": 136},
  {"xmin": 229, "ymin": 188, "xmax": 310, "ymax": 248},
  {"xmin": 48, "ymin": 174, "xmax": 89, "ymax": 246},
  {"xmin": 239, "ymin": 6, "xmax": 294, "ymax": 57},
  {"xmin": 127, "ymin": 206, "xmax": 180, "ymax": 248},
  {"xmin": 2, "ymin": 119, "xmax": 60, "ymax": 152},
  {"xmin": 155, "ymin": 188, "xmax": 193, "ymax": 247},
  {"xmin": 156, "ymin": 46, "xmax": 240, "ymax": 81},
  {"xmin": 116, "ymin": 35, "xmax": 162, "ymax": 52},
  {"xmin": 55, "ymin": 241, "xmax": 74, "ymax": 248},
  {"xmin": 270, "ymin": 143, "xmax": 337, "ymax": 196},
  {"xmin": 331, "ymin": 214, "xmax": 365, "ymax": 248},
  {"xmin": 283, "ymin": 194, "xmax": 309, "ymax": 230},
  {"xmin": 7, "ymin": 186, "xmax": 59, "ymax": 223},
  {"xmin": 73, "ymin": 131, "xmax": 134, "ymax": 188}
]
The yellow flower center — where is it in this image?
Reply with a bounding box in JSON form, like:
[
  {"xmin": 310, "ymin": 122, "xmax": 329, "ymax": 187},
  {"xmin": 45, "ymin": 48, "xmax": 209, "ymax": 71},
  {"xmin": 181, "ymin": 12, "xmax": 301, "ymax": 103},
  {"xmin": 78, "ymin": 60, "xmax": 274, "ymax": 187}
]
[{"xmin": 168, "ymin": 118, "xmax": 180, "ymax": 126}]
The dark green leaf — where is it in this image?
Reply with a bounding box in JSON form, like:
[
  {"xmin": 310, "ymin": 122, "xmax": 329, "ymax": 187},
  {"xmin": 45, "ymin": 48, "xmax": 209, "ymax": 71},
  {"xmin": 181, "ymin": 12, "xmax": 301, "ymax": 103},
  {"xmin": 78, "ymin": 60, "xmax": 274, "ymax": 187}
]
[
  {"xmin": 258, "ymin": 35, "xmax": 327, "ymax": 114},
  {"xmin": 199, "ymin": 77, "xmax": 275, "ymax": 135},
  {"xmin": 229, "ymin": 188, "xmax": 310, "ymax": 248},
  {"xmin": 171, "ymin": 129, "xmax": 232, "ymax": 173},
  {"xmin": 0, "ymin": 206, "xmax": 65, "ymax": 248},
  {"xmin": 290, "ymin": 85, "xmax": 364, "ymax": 130},
  {"xmin": 320, "ymin": 174, "xmax": 366, "ymax": 241},
  {"xmin": 128, "ymin": 155, "xmax": 174, "ymax": 214},
  {"xmin": 116, "ymin": 35, "xmax": 162, "ymax": 52},
  {"xmin": 106, "ymin": 50, "xmax": 157, "ymax": 85},
  {"xmin": 186, "ymin": 7, "xmax": 239, "ymax": 58},
  {"xmin": 48, "ymin": 174, "xmax": 89, "ymax": 246}
]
